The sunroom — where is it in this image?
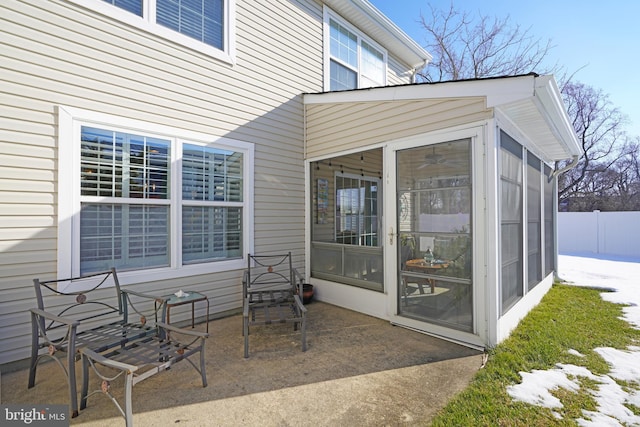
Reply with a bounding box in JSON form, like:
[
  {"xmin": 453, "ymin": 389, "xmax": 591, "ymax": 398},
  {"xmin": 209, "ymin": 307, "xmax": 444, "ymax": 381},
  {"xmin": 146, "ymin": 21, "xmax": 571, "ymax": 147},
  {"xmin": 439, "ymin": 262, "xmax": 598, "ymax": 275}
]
[{"xmin": 303, "ymin": 74, "xmax": 581, "ymax": 348}]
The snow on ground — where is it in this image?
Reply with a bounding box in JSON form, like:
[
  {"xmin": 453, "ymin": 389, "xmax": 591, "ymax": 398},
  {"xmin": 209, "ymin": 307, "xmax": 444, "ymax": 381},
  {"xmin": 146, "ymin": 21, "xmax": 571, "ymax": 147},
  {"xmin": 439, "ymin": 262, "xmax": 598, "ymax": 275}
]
[
  {"xmin": 560, "ymin": 254, "xmax": 640, "ymax": 330},
  {"xmin": 506, "ymin": 253, "xmax": 640, "ymax": 426}
]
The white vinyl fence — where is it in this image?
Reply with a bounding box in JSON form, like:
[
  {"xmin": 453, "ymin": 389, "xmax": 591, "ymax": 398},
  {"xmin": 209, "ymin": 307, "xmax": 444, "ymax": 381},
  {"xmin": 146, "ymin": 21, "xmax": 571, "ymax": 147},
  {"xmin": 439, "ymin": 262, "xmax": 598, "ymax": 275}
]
[{"xmin": 558, "ymin": 211, "xmax": 640, "ymax": 258}]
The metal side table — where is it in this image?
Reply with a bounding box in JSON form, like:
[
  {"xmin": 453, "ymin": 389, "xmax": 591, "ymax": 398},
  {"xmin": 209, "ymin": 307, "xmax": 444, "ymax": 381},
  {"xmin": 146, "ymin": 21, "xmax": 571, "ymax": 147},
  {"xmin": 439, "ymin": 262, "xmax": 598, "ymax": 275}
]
[{"xmin": 163, "ymin": 291, "xmax": 209, "ymax": 333}]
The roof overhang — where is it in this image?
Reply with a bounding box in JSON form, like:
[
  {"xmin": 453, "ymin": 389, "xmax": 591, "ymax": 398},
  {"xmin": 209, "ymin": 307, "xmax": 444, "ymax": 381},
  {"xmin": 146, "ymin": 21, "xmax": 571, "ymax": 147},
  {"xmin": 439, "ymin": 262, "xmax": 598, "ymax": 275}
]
[
  {"xmin": 304, "ymin": 74, "xmax": 581, "ymax": 162},
  {"xmin": 323, "ymin": 0, "xmax": 432, "ymax": 70}
]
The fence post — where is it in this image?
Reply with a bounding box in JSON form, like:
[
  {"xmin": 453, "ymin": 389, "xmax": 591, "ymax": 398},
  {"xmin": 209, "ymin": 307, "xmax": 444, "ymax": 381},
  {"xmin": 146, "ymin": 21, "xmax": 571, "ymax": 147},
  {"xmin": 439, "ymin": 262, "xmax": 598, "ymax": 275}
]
[{"xmin": 594, "ymin": 210, "xmax": 601, "ymax": 255}]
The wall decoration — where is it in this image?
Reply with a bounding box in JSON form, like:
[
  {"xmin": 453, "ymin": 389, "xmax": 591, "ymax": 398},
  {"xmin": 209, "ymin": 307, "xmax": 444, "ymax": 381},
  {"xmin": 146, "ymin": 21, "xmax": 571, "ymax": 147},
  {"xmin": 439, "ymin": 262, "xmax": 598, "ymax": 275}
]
[{"xmin": 317, "ymin": 178, "xmax": 328, "ymax": 224}]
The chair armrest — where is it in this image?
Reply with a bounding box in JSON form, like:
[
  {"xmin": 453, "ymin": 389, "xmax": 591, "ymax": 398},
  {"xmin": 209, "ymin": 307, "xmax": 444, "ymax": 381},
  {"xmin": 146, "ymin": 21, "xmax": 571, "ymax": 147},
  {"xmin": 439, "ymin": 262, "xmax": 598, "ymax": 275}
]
[
  {"xmin": 29, "ymin": 307, "xmax": 80, "ymax": 327},
  {"xmin": 80, "ymin": 347, "xmax": 139, "ymax": 373},
  {"xmin": 292, "ymin": 268, "xmax": 305, "ymax": 284},
  {"xmin": 156, "ymin": 322, "xmax": 209, "ymax": 339},
  {"xmin": 243, "ymin": 297, "xmax": 250, "ymax": 317},
  {"xmin": 293, "ymin": 295, "xmax": 308, "ymax": 314},
  {"xmin": 242, "ymin": 270, "xmax": 249, "ymax": 299},
  {"xmin": 292, "ymin": 268, "xmax": 305, "ymax": 295}
]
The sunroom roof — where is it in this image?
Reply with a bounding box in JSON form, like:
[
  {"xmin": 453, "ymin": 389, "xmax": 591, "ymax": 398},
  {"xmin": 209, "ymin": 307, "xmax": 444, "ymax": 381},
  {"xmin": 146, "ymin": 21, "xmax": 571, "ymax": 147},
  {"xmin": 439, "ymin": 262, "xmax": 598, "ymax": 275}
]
[{"xmin": 304, "ymin": 74, "xmax": 581, "ymax": 162}]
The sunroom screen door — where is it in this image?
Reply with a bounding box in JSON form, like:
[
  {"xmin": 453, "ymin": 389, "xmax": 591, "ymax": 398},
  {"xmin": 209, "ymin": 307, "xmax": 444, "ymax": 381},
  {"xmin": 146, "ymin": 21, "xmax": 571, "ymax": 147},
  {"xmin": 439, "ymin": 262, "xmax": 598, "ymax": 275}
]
[{"xmin": 392, "ymin": 139, "xmax": 474, "ymax": 334}]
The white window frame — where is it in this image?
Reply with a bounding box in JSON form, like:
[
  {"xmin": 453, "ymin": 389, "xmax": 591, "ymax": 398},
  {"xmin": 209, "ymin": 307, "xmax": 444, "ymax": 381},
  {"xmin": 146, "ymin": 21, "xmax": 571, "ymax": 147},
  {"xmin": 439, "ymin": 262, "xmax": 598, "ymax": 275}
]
[
  {"xmin": 66, "ymin": 0, "xmax": 236, "ymax": 64},
  {"xmin": 57, "ymin": 106, "xmax": 254, "ymax": 288},
  {"xmin": 323, "ymin": 6, "xmax": 388, "ymax": 91}
]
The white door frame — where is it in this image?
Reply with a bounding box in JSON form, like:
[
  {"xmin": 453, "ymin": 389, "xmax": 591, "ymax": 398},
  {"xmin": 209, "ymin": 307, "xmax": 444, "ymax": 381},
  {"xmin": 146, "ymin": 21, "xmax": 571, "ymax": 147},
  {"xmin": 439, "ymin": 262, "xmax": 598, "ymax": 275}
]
[{"xmin": 383, "ymin": 124, "xmax": 488, "ymax": 349}]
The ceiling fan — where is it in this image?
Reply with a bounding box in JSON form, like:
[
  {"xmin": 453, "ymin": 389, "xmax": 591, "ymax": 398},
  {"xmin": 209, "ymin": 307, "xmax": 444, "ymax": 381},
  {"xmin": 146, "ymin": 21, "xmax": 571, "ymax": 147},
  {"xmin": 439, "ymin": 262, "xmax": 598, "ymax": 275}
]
[{"xmin": 417, "ymin": 147, "xmax": 448, "ymax": 169}]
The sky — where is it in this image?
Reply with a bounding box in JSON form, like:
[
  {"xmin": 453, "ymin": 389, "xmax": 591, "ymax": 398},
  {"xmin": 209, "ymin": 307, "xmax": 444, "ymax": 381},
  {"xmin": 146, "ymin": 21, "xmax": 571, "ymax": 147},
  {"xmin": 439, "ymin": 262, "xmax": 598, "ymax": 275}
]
[
  {"xmin": 504, "ymin": 254, "xmax": 640, "ymax": 425},
  {"xmin": 368, "ymin": 0, "xmax": 640, "ymax": 138}
]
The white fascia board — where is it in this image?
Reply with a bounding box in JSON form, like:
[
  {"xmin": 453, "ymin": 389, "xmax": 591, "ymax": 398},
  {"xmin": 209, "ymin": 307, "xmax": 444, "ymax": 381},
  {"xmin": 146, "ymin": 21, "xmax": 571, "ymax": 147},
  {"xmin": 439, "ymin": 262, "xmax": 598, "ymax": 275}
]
[{"xmin": 303, "ymin": 74, "xmax": 536, "ymax": 105}]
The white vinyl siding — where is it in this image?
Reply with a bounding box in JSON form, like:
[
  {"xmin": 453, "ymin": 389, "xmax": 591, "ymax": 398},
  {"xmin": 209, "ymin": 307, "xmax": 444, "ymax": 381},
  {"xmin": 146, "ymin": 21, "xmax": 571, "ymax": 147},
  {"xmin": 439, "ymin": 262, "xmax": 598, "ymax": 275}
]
[
  {"xmin": 304, "ymin": 98, "xmax": 491, "ymax": 159},
  {"xmin": 0, "ymin": 0, "xmax": 324, "ymax": 365},
  {"xmin": 386, "ymin": 55, "xmax": 415, "ymax": 85}
]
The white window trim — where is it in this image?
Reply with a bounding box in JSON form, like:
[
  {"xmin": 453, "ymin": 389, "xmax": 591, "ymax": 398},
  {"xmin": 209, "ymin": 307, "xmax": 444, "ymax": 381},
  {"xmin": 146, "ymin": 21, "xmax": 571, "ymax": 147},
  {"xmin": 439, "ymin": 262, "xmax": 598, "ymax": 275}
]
[
  {"xmin": 66, "ymin": 0, "xmax": 236, "ymax": 64},
  {"xmin": 323, "ymin": 6, "xmax": 388, "ymax": 91},
  {"xmin": 57, "ymin": 105, "xmax": 254, "ymax": 289}
]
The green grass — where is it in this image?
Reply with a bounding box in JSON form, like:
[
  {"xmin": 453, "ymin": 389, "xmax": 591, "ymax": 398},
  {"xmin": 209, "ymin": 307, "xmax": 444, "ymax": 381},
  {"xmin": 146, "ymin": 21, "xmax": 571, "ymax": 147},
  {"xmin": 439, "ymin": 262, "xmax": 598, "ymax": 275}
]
[{"xmin": 430, "ymin": 284, "xmax": 640, "ymax": 426}]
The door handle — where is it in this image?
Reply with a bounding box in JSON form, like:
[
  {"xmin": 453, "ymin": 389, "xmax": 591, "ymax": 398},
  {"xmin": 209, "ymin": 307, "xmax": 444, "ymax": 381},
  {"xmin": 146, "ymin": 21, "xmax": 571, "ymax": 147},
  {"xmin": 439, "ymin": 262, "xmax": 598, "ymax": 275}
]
[{"xmin": 388, "ymin": 227, "xmax": 394, "ymax": 245}]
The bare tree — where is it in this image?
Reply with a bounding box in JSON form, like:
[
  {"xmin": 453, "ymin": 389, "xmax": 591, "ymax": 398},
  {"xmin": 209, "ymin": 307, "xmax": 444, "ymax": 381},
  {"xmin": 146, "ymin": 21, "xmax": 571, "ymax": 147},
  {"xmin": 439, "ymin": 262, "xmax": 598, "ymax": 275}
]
[
  {"xmin": 557, "ymin": 82, "xmax": 633, "ymax": 210},
  {"xmin": 417, "ymin": 3, "xmax": 556, "ymax": 82},
  {"xmin": 418, "ymin": 2, "xmax": 639, "ymax": 211}
]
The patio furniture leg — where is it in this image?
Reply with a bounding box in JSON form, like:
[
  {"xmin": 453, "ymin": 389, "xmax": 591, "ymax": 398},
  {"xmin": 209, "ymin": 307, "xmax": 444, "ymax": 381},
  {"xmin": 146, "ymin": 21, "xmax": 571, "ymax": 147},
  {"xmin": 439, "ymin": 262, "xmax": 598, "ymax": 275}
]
[
  {"xmin": 200, "ymin": 337, "xmax": 208, "ymax": 387},
  {"xmin": 27, "ymin": 312, "xmax": 39, "ymax": 389},
  {"xmin": 67, "ymin": 334, "xmax": 79, "ymax": 418},
  {"xmin": 80, "ymin": 353, "xmax": 89, "ymax": 411},
  {"xmin": 243, "ymin": 308, "xmax": 250, "ymax": 358},
  {"xmin": 123, "ymin": 370, "xmax": 134, "ymax": 427},
  {"xmin": 295, "ymin": 296, "xmax": 307, "ymax": 352},
  {"xmin": 301, "ymin": 316, "xmax": 307, "ymax": 352}
]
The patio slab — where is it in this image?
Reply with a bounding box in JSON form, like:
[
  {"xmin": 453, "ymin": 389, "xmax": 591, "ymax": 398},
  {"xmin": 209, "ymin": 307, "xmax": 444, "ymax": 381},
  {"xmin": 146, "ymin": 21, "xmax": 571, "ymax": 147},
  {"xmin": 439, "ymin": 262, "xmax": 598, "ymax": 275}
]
[{"xmin": 1, "ymin": 302, "xmax": 483, "ymax": 426}]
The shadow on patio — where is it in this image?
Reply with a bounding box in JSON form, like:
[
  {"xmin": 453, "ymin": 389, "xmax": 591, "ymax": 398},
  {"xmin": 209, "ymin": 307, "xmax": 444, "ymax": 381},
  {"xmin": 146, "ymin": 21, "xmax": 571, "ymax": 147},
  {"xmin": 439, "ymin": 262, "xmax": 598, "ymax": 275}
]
[{"xmin": 2, "ymin": 302, "xmax": 483, "ymax": 426}]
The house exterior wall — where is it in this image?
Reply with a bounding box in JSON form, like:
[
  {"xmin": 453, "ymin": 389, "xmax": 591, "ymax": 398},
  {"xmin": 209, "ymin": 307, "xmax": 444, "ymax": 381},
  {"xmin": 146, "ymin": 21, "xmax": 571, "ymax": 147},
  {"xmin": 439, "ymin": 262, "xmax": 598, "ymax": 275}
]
[
  {"xmin": 387, "ymin": 56, "xmax": 415, "ymax": 85},
  {"xmin": 304, "ymin": 98, "xmax": 491, "ymax": 159},
  {"xmin": 0, "ymin": 0, "xmax": 417, "ymax": 365}
]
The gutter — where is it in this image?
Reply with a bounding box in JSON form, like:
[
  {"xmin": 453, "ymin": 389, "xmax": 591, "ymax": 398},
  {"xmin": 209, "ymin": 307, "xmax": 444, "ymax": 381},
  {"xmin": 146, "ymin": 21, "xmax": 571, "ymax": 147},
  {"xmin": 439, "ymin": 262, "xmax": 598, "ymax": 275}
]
[
  {"xmin": 411, "ymin": 60, "xmax": 429, "ymax": 83},
  {"xmin": 550, "ymin": 154, "xmax": 580, "ymax": 180}
]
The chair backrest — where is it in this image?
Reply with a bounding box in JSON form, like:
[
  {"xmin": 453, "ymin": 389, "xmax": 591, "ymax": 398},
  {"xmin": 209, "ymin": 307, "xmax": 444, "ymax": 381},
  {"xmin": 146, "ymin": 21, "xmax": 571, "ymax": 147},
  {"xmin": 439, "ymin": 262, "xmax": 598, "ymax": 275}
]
[
  {"xmin": 33, "ymin": 268, "xmax": 123, "ymax": 335},
  {"xmin": 244, "ymin": 252, "xmax": 295, "ymax": 299},
  {"xmin": 400, "ymin": 244, "xmax": 414, "ymax": 269}
]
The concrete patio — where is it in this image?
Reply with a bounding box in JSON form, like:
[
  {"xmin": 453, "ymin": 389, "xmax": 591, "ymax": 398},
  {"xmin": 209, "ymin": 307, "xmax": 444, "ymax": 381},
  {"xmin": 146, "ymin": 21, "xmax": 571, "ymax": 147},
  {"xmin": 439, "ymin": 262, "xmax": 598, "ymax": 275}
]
[{"xmin": 1, "ymin": 302, "xmax": 484, "ymax": 426}]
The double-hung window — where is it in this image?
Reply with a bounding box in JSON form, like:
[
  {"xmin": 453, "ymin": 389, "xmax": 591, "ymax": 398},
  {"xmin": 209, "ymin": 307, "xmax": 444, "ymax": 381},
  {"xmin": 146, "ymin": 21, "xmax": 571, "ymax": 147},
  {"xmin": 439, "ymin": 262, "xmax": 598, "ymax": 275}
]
[
  {"xmin": 59, "ymin": 107, "xmax": 253, "ymax": 280},
  {"xmin": 68, "ymin": 0, "xmax": 234, "ymax": 62},
  {"xmin": 79, "ymin": 127, "xmax": 172, "ymax": 273},
  {"xmin": 324, "ymin": 8, "xmax": 387, "ymax": 91},
  {"xmin": 181, "ymin": 144, "xmax": 244, "ymax": 264}
]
